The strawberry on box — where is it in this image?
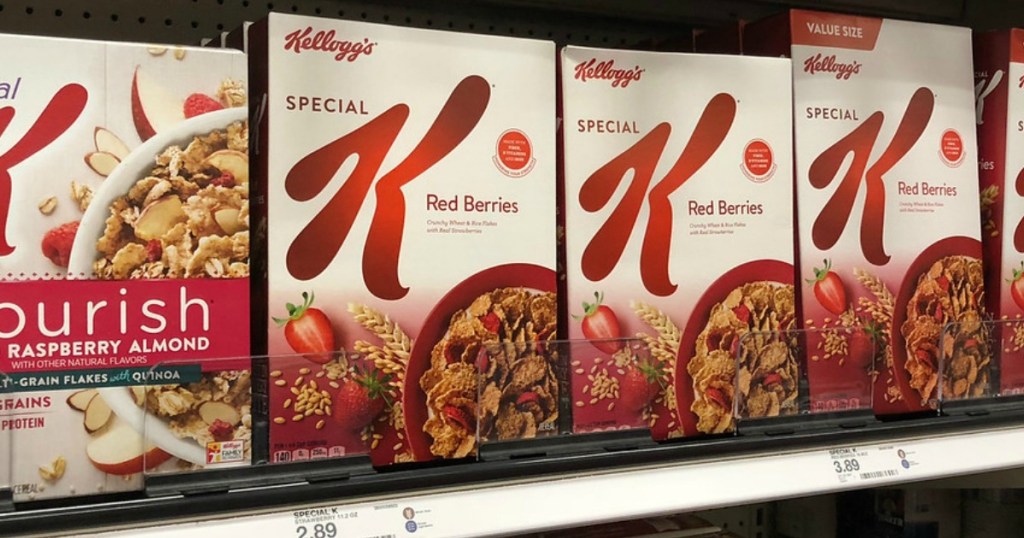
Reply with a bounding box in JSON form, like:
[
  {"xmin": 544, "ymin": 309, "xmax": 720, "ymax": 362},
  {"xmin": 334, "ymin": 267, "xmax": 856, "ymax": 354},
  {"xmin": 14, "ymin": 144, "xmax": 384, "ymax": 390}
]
[
  {"xmin": 249, "ymin": 14, "xmax": 557, "ymax": 465},
  {"xmin": 561, "ymin": 46, "xmax": 796, "ymax": 439},
  {"xmin": 0, "ymin": 34, "xmax": 248, "ymax": 502}
]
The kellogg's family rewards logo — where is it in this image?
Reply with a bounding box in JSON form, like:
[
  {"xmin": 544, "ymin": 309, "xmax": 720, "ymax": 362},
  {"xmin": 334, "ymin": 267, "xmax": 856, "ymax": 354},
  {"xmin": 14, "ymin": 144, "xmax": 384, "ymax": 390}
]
[
  {"xmin": 803, "ymin": 53, "xmax": 862, "ymax": 80},
  {"xmin": 574, "ymin": 58, "xmax": 644, "ymax": 88},
  {"xmin": 283, "ymin": 26, "xmax": 375, "ymax": 62}
]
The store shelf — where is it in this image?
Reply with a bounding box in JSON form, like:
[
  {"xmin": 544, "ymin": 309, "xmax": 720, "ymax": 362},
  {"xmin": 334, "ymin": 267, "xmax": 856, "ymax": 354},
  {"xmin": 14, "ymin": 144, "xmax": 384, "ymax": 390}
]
[
  {"xmin": 0, "ymin": 0, "xmax": 1016, "ymax": 536},
  {"xmin": 72, "ymin": 417, "xmax": 1024, "ymax": 537},
  {"xmin": 0, "ymin": 411, "xmax": 1017, "ymax": 537}
]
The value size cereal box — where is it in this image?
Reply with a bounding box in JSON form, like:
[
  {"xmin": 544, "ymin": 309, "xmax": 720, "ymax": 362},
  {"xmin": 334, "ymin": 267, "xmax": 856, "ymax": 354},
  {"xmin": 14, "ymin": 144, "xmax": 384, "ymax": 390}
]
[
  {"xmin": 249, "ymin": 13, "xmax": 556, "ymax": 464},
  {"xmin": 561, "ymin": 46, "xmax": 795, "ymax": 439},
  {"xmin": 975, "ymin": 29, "xmax": 1024, "ymax": 396},
  {"xmin": 0, "ymin": 34, "xmax": 249, "ymax": 501},
  {"xmin": 745, "ymin": 10, "xmax": 983, "ymax": 414}
]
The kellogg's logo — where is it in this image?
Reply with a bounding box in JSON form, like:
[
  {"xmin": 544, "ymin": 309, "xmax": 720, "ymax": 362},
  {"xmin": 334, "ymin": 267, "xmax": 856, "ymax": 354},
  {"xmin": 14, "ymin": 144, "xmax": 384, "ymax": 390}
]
[
  {"xmin": 283, "ymin": 26, "xmax": 375, "ymax": 62},
  {"xmin": 574, "ymin": 58, "xmax": 644, "ymax": 88},
  {"xmin": 803, "ymin": 53, "xmax": 861, "ymax": 80}
]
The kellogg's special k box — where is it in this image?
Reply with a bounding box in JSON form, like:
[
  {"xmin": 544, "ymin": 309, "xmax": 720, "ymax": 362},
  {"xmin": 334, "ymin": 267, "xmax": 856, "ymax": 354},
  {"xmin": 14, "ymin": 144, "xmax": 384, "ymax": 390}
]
[
  {"xmin": 0, "ymin": 34, "xmax": 249, "ymax": 501},
  {"xmin": 745, "ymin": 10, "xmax": 985, "ymax": 414},
  {"xmin": 561, "ymin": 46, "xmax": 797, "ymax": 439},
  {"xmin": 975, "ymin": 29, "xmax": 1024, "ymax": 397},
  {"xmin": 249, "ymin": 13, "xmax": 557, "ymax": 465}
]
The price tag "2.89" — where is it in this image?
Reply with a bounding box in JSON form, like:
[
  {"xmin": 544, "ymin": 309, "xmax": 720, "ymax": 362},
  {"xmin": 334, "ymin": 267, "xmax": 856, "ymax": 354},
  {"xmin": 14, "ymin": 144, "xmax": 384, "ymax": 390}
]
[{"xmin": 826, "ymin": 445, "xmax": 916, "ymax": 484}]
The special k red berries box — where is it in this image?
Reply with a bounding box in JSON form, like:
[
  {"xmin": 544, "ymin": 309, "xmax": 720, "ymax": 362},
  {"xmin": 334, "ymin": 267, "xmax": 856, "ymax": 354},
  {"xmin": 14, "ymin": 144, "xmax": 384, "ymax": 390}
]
[
  {"xmin": 975, "ymin": 29, "xmax": 1024, "ymax": 396},
  {"xmin": 0, "ymin": 33, "xmax": 249, "ymax": 501},
  {"xmin": 745, "ymin": 10, "xmax": 985, "ymax": 414},
  {"xmin": 249, "ymin": 13, "xmax": 557, "ymax": 465},
  {"xmin": 561, "ymin": 46, "xmax": 797, "ymax": 439}
]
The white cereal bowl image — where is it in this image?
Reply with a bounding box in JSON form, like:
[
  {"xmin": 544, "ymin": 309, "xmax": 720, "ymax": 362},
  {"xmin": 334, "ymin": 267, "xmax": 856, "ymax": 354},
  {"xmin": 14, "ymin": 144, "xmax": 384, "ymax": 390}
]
[
  {"xmin": 68, "ymin": 106, "xmax": 247, "ymax": 278},
  {"xmin": 67, "ymin": 106, "xmax": 248, "ymax": 467}
]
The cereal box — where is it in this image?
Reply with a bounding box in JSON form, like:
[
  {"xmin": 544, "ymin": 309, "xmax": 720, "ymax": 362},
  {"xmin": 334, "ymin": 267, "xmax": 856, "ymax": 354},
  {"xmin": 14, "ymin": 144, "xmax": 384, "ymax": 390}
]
[
  {"xmin": 561, "ymin": 46, "xmax": 795, "ymax": 439},
  {"xmin": 249, "ymin": 13, "xmax": 557, "ymax": 464},
  {"xmin": 0, "ymin": 34, "xmax": 249, "ymax": 501},
  {"xmin": 745, "ymin": 11, "xmax": 983, "ymax": 414},
  {"xmin": 975, "ymin": 29, "xmax": 1024, "ymax": 396}
]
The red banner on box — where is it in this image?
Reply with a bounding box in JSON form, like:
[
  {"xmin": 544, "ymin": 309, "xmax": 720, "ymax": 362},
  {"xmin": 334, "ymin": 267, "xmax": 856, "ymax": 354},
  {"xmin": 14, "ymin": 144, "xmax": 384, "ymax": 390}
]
[{"xmin": 0, "ymin": 278, "xmax": 250, "ymax": 372}]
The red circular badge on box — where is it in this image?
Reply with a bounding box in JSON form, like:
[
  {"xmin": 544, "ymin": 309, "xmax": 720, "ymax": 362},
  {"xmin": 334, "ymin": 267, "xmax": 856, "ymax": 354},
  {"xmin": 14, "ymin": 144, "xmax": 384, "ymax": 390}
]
[
  {"xmin": 940, "ymin": 129, "xmax": 964, "ymax": 167},
  {"xmin": 494, "ymin": 129, "xmax": 536, "ymax": 177},
  {"xmin": 741, "ymin": 139, "xmax": 775, "ymax": 182}
]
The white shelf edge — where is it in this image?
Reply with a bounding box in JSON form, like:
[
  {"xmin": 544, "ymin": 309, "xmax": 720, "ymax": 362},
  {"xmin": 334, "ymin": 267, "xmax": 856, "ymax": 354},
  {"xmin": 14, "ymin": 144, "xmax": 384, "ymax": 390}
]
[{"xmin": 85, "ymin": 424, "xmax": 1024, "ymax": 537}]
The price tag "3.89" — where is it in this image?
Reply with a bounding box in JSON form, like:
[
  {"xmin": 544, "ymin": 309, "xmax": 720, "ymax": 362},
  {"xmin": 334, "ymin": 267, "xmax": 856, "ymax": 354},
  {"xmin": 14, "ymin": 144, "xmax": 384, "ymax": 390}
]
[{"xmin": 826, "ymin": 445, "xmax": 916, "ymax": 484}]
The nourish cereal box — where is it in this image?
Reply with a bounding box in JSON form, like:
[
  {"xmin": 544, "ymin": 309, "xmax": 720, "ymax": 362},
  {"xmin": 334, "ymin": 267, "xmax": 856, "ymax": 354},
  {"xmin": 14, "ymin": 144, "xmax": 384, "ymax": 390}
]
[
  {"xmin": 975, "ymin": 29, "xmax": 1024, "ymax": 396},
  {"xmin": 249, "ymin": 13, "xmax": 557, "ymax": 465},
  {"xmin": 745, "ymin": 10, "xmax": 983, "ymax": 414},
  {"xmin": 0, "ymin": 34, "xmax": 249, "ymax": 501},
  {"xmin": 561, "ymin": 46, "xmax": 795, "ymax": 439}
]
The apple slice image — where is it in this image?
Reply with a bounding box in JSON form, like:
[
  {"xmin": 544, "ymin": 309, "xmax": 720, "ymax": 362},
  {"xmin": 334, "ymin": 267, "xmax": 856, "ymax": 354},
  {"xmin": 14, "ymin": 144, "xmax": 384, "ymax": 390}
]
[
  {"xmin": 84, "ymin": 151, "xmax": 121, "ymax": 177},
  {"xmin": 94, "ymin": 127, "xmax": 131, "ymax": 160},
  {"xmin": 87, "ymin": 419, "xmax": 172, "ymax": 475},
  {"xmin": 84, "ymin": 393, "xmax": 113, "ymax": 433},
  {"xmin": 131, "ymin": 66, "xmax": 184, "ymax": 141},
  {"xmin": 202, "ymin": 149, "xmax": 249, "ymax": 184},
  {"xmin": 66, "ymin": 389, "xmax": 98, "ymax": 411}
]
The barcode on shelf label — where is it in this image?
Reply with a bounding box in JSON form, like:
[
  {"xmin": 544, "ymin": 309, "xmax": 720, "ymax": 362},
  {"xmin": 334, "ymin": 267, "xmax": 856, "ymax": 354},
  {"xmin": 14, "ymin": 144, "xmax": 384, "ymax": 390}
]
[{"xmin": 860, "ymin": 470, "xmax": 898, "ymax": 480}]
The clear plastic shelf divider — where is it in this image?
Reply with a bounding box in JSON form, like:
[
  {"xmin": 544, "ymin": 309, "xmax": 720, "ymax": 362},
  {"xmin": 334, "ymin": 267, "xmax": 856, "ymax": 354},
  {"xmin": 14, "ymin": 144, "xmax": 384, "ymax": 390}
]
[
  {"xmin": 472, "ymin": 339, "xmax": 566, "ymax": 452},
  {"xmin": 138, "ymin": 354, "xmax": 253, "ymax": 479},
  {"xmin": 565, "ymin": 338, "xmax": 666, "ymax": 440},
  {"xmin": 0, "ymin": 370, "xmax": 13, "ymax": 505},
  {"xmin": 937, "ymin": 319, "xmax": 1006, "ymax": 411},
  {"xmin": 734, "ymin": 326, "xmax": 875, "ymax": 429}
]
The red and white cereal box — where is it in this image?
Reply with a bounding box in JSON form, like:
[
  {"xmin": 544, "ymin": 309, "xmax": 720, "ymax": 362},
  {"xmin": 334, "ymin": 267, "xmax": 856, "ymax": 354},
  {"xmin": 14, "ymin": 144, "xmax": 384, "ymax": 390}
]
[
  {"xmin": 745, "ymin": 10, "xmax": 984, "ymax": 414},
  {"xmin": 0, "ymin": 34, "xmax": 248, "ymax": 501},
  {"xmin": 249, "ymin": 13, "xmax": 557, "ymax": 465},
  {"xmin": 975, "ymin": 29, "xmax": 1024, "ymax": 396},
  {"xmin": 561, "ymin": 46, "xmax": 796, "ymax": 439}
]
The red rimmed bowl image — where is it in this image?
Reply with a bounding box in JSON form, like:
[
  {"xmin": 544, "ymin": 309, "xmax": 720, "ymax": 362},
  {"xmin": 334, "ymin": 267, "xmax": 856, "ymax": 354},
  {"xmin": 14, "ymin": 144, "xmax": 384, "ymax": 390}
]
[
  {"xmin": 674, "ymin": 259, "xmax": 795, "ymax": 436},
  {"xmin": 403, "ymin": 263, "xmax": 556, "ymax": 461},
  {"xmin": 891, "ymin": 236, "xmax": 982, "ymax": 409}
]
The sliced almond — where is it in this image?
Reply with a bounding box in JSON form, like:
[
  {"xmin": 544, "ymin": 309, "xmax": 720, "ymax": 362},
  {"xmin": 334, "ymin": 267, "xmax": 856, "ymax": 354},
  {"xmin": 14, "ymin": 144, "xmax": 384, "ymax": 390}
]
[
  {"xmin": 128, "ymin": 386, "xmax": 146, "ymax": 406},
  {"xmin": 94, "ymin": 127, "xmax": 131, "ymax": 160},
  {"xmin": 213, "ymin": 207, "xmax": 244, "ymax": 235},
  {"xmin": 84, "ymin": 151, "xmax": 121, "ymax": 177},
  {"xmin": 66, "ymin": 389, "xmax": 97, "ymax": 411},
  {"xmin": 198, "ymin": 401, "xmax": 240, "ymax": 427},
  {"xmin": 147, "ymin": 46, "xmax": 168, "ymax": 56},
  {"xmin": 173, "ymin": 47, "xmax": 186, "ymax": 60},
  {"xmin": 38, "ymin": 196, "xmax": 57, "ymax": 215},
  {"xmin": 84, "ymin": 395, "xmax": 112, "ymax": 433}
]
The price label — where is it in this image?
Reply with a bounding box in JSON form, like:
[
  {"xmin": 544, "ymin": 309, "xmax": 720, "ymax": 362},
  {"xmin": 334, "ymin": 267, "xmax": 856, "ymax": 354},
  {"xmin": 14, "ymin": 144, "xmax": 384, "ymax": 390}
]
[
  {"xmin": 290, "ymin": 502, "xmax": 437, "ymax": 538},
  {"xmin": 826, "ymin": 444, "xmax": 917, "ymax": 484}
]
